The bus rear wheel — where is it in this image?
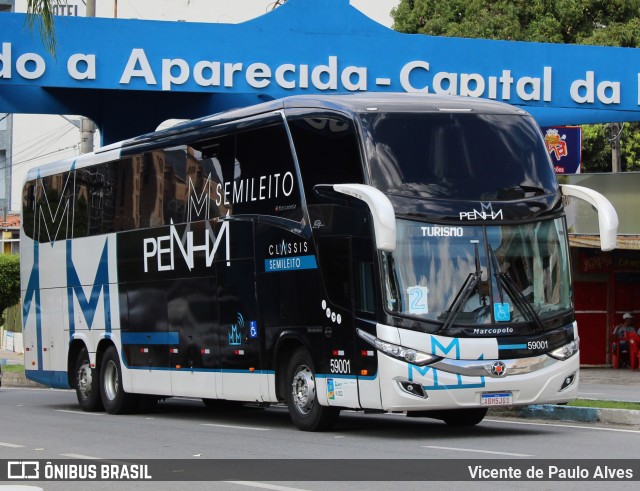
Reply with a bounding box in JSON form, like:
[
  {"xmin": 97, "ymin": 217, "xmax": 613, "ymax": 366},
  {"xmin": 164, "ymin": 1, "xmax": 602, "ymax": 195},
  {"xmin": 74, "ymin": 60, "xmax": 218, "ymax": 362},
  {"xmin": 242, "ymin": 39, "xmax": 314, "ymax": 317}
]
[
  {"xmin": 74, "ymin": 347, "xmax": 103, "ymax": 412},
  {"xmin": 100, "ymin": 346, "xmax": 139, "ymax": 414},
  {"xmin": 285, "ymin": 348, "xmax": 339, "ymax": 432}
]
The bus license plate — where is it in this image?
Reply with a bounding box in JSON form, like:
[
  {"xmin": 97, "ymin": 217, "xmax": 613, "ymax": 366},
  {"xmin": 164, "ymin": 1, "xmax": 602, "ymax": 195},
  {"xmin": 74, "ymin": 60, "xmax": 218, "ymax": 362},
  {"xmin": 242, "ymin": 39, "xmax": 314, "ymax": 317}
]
[{"xmin": 481, "ymin": 392, "xmax": 513, "ymax": 406}]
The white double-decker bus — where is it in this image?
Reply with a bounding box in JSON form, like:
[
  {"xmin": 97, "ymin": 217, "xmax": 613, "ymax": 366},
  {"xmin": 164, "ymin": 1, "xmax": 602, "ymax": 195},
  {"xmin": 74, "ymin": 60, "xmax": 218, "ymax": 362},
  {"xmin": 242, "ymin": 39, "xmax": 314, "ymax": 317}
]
[{"xmin": 21, "ymin": 93, "xmax": 617, "ymax": 431}]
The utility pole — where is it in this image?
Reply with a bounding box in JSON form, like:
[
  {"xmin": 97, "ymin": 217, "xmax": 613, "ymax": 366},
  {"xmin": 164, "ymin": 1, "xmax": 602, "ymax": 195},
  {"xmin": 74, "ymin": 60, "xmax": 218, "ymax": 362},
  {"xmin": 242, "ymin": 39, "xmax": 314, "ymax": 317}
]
[
  {"xmin": 610, "ymin": 123, "xmax": 622, "ymax": 173},
  {"xmin": 80, "ymin": 0, "xmax": 96, "ymax": 154}
]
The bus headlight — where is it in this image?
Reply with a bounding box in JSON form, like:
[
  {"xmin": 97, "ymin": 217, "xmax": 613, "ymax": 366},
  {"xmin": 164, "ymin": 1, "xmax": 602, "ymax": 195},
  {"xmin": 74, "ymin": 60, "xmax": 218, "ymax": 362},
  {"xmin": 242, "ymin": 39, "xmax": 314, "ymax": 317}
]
[
  {"xmin": 357, "ymin": 328, "xmax": 440, "ymax": 366},
  {"xmin": 548, "ymin": 340, "xmax": 579, "ymax": 360}
]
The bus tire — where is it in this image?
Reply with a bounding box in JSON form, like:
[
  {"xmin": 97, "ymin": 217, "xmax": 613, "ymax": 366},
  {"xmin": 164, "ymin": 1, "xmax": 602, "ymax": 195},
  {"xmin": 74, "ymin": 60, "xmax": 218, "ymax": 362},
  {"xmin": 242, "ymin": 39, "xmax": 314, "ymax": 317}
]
[
  {"xmin": 285, "ymin": 348, "xmax": 339, "ymax": 432},
  {"xmin": 100, "ymin": 346, "xmax": 138, "ymax": 414},
  {"xmin": 74, "ymin": 347, "xmax": 104, "ymax": 412},
  {"xmin": 442, "ymin": 408, "xmax": 488, "ymax": 427}
]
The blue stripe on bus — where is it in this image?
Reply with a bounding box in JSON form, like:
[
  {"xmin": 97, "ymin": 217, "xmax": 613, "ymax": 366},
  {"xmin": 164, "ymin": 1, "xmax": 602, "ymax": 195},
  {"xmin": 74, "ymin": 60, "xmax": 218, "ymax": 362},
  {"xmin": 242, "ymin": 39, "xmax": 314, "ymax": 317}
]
[
  {"xmin": 25, "ymin": 369, "xmax": 70, "ymax": 389},
  {"xmin": 500, "ymin": 344, "xmax": 528, "ymax": 350},
  {"xmin": 421, "ymin": 381, "xmax": 487, "ymax": 390},
  {"xmin": 121, "ymin": 332, "xmax": 180, "ymax": 345},
  {"xmin": 139, "ymin": 367, "xmax": 276, "ymax": 375},
  {"xmin": 264, "ymin": 255, "xmax": 318, "ymax": 272}
]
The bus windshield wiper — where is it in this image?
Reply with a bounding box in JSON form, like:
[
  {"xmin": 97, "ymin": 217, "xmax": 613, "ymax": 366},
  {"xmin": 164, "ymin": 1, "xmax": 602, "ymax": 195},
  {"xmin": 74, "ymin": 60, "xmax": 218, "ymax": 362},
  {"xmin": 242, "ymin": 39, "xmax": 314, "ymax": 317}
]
[
  {"xmin": 488, "ymin": 245, "xmax": 545, "ymax": 332},
  {"xmin": 440, "ymin": 241, "xmax": 482, "ymax": 332}
]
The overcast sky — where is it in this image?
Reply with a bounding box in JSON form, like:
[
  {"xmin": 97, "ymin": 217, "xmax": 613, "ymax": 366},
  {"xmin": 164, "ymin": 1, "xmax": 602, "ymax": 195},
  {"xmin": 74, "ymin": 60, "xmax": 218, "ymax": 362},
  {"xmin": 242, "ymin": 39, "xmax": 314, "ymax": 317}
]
[{"xmin": 8, "ymin": 0, "xmax": 400, "ymax": 210}]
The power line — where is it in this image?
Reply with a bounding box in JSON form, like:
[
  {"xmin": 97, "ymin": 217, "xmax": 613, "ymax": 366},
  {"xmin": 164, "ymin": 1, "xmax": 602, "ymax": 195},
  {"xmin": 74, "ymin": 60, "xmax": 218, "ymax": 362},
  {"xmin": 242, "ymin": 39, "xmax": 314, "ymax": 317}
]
[{"xmin": 0, "ymin": 130, "xmax": 78, "ymax": 173}]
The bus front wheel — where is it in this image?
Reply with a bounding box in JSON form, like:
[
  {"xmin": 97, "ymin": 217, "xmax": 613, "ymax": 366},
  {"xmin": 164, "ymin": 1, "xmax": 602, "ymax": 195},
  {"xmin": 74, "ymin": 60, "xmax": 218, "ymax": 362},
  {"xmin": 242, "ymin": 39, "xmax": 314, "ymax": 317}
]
[
  {"xmin": 74, "ymin": 347, "xmax": 103, "ymax": 412},
  {"xmin": 285, "ymin": 348, "xmax": 339, "ymax": 432},
  {"xmin": 100, "ymin": 346, "xmax": 138, "ymax": 414}
]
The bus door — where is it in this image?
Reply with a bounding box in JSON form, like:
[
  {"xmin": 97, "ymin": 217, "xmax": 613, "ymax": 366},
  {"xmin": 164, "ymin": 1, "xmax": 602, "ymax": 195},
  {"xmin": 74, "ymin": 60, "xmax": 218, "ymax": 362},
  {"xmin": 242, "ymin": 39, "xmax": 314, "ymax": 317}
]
[
  {"xmin": 316, "ymin": 236, "xmax": 361, "ymax": 409},
  {"xmin": 216, "ymin": 222, "xmax": 262, "ymax": 402}
]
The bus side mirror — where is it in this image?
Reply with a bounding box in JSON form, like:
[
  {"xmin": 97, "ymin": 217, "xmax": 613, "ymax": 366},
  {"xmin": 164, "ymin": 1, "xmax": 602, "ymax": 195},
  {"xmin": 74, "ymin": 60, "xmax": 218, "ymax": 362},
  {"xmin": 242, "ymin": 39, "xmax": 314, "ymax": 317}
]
[
  {"xmin": 314, "ymin": 184, "xmax": 396, "ymax": 252},
  {"xmin": 560, "ymin": 184, "xmax": 619, "ymax": 252}
]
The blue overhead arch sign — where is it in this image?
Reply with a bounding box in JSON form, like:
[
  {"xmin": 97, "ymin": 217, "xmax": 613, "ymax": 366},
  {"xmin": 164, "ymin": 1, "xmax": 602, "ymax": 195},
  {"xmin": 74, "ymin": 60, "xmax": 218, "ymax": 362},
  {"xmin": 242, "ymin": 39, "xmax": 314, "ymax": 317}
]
[{"xmin": 1, "ymin": 0, "xmax": 640, "ymax": 144}]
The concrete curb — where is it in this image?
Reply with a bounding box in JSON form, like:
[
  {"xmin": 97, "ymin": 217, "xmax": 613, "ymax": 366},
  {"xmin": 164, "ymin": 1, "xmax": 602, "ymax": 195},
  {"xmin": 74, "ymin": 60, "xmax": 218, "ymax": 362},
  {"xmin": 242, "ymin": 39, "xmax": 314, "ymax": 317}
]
[
  {"xmin": 490, "ymin": 404, "xmax": 640, "ymax": 426},
  {"xmin": 1, "ymin": 372, "xmax": 46, "ymax": 388}
]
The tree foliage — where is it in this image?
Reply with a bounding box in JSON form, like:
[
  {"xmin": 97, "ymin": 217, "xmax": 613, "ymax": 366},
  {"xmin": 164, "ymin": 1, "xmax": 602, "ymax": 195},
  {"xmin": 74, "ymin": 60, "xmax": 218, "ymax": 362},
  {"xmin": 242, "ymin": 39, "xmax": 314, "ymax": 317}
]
[
  {"xmin": 0, "ymin": 254, "xmax": 20, "ymax": 323},
  {"xmin": 582, "ymin": 122, "xmax": 640, "ymax": 172},
  {"xmin": 392, "ymin": 0, "xmax": 640, "ymax": 172},
  {"xmin": 392, "ymin": 0, "xmax": 640, "ymax": 46},
  {"xmin": 25, "ymin": 0, "xmax": 65, "ymax": 55}
]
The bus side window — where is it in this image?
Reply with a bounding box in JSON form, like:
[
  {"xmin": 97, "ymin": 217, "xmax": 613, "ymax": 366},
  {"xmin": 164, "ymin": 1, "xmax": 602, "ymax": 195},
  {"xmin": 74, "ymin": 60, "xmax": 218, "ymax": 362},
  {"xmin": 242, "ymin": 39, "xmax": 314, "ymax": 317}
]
[
  {"xmin": 29, "ymin": 172, "xmax": 75, "ymax": 243},
  {"xmin": 191, "ymin": 134, "xmax": 235, "ymax": 219},
  {"xmin": 235, "ymin": 123, "xmax": 302, "ymax": 219},
  {"xmin": 317, "ymin": 237, "xmax": 352, "ymax": 311},
  {"xmin": 353, "ymin": 238, "xmax": 376, "ymax": 316},
  {"xmin": 22, "ymin": 183, "xmax": 36, "ymax": 239},
  {"xmin": 287, "ymin": 115, "xmax": 364, "ymax": 204}
]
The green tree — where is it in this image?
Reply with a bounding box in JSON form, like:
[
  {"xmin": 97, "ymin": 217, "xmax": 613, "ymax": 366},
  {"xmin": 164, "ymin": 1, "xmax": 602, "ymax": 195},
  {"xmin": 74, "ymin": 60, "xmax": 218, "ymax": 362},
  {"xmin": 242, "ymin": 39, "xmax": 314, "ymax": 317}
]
[
  {"xmin": 392, "ymin": 0, "xmax": 640, "ymax": 172},
  {"xmin": 0, "ymin": 254, "xmax": 20, "ymax": 324},
  {"xmin": 392, "ymin": 0, "xmax": 640, "ymax": 46},
  {"xmin": 25, "ymin": 0, "xmax": 65, "ymax": 54}
]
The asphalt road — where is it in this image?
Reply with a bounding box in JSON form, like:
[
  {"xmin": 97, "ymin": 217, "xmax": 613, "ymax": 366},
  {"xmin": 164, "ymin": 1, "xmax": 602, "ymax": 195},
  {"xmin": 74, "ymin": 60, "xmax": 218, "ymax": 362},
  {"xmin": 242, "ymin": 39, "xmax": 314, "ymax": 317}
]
[{"xmin": 1, "ymin": 387, "xmax": 639, "ymax": 490}]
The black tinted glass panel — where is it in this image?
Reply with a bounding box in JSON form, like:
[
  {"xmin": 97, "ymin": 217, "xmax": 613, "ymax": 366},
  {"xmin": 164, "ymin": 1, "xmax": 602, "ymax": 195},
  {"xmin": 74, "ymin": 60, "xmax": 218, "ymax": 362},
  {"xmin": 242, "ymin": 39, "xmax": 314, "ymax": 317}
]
[
  {"xmin": 288, "ymin": 116, "xmax": 363, "ymax": 204},
  {"xmin": 363, "ymin": 113, "xmax": 556, "ymax": 200}
]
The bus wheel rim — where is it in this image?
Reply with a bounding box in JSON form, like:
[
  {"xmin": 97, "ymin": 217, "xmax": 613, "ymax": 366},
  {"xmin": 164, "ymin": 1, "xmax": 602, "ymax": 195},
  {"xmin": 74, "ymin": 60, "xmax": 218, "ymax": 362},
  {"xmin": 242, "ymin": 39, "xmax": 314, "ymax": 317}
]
[
  {"xmin": 292, "ymin": 365, "xmax": 315, "ymax": 415},
  {"xmin": 104, "ymin": 361, "xmax": 118, "ymax": 401},
  {"xmin": 77, "ymin": 363, "xmax": 92, "ymax": 399}
]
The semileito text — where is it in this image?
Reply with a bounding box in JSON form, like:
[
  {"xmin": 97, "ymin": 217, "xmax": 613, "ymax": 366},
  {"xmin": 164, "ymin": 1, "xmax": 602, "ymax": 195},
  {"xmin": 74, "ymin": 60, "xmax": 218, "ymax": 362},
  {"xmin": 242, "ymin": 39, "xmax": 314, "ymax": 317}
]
[{"xmin": 215, "ymin": 172, "xmax": 295, "ymax": 207}]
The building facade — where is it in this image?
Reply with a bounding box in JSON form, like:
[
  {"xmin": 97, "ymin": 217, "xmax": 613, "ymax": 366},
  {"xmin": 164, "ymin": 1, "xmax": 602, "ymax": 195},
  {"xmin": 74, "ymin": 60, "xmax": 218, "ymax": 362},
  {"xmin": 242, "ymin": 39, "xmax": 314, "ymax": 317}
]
[
  {"xmin": 0, "ymin": 1, "xmax": 13, "ymax": 215},
  {"xmin": 559, "ymin": 172, "xmax": 640, "ymax": 365}
]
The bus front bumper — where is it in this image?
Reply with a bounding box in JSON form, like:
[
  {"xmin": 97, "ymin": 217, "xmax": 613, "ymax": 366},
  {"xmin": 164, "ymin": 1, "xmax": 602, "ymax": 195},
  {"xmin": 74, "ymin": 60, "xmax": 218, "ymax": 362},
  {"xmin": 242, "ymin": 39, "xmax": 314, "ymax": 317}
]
[{"xmin": 376, "ymin": 350, "xmax": 580, "ymax": 412}]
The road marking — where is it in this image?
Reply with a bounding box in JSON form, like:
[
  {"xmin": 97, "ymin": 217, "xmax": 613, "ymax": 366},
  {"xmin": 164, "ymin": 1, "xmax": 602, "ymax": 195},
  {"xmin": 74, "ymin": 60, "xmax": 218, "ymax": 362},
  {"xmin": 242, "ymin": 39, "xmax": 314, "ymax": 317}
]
[
  {"xmin": 0, "ymin": 442, "xmax": 25, "ymax": 448},
  {"xmin": 485, "ymin": 418, "xmax": 640, "ymax": 433},
  {"xmin": 201, "ymin": 423, "xmax": 270, "ymax": 431},
  {"xmin": 226, "ymin": 482, "xmax": 310, "ymax": 491},
  {"xmin": 60, "ymin": 453, "xmax": 101, "ymax": 460},
  {"xmin": 55, "ymin": 409, "xmax": 104, "ymax": 416},
  {"xmin": 422, "ymin": 445, "xmax": 532, "ymax": 457}
]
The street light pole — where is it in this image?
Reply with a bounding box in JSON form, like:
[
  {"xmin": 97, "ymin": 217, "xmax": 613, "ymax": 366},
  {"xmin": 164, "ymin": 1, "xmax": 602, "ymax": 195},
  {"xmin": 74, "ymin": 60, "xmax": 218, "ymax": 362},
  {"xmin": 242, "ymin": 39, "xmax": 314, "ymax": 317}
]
[{"xmin": 80, "ymin": 0, "xmax": 96, "ymax": 154}]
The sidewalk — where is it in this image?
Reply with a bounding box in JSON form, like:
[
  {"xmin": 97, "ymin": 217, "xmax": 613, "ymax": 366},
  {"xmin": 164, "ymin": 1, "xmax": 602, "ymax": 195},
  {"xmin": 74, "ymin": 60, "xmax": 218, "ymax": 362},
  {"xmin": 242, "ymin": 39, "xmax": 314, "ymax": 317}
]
[
  {"xmin": 0, "ymin": 348, "xmax": 38, "ymax": 387},
  {"xmin": 491, "ymin": 367, "xmax": 640, "ymax": 426}
]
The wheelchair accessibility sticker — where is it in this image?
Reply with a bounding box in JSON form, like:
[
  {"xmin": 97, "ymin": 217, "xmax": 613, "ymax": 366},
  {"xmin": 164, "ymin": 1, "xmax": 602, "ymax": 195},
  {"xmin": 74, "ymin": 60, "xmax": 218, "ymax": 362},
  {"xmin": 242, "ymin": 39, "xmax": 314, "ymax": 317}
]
[{"xmin": 494, "ymin": 303, "xmax": 511, "ymax": 322}]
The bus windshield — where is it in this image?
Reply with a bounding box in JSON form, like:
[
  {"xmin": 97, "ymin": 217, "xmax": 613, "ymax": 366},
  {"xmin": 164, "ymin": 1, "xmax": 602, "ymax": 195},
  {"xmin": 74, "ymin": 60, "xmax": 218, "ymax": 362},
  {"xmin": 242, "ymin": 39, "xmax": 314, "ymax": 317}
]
[
  {"xmin": 383, "ymin": 218, "xmax": 572, "ymax": 327},
  {"xmin": 362, "ymin": 112, "xmax": 557, "ymax": 200}
]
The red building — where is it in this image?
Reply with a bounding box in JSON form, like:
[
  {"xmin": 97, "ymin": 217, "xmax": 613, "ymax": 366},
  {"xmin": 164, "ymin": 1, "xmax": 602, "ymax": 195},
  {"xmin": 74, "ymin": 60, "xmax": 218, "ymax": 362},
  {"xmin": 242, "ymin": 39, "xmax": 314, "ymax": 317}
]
[{"xmin": 559, "ymin": 173, "xmax": 640, "ymax": 366}]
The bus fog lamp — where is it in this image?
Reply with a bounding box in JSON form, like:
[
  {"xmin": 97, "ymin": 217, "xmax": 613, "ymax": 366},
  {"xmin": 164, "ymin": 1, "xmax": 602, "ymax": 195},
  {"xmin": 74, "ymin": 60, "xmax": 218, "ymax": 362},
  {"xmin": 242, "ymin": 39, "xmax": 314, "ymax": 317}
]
[{"xmin": 560, "ymin": 371, "xmax": 576, "ymax": 391}]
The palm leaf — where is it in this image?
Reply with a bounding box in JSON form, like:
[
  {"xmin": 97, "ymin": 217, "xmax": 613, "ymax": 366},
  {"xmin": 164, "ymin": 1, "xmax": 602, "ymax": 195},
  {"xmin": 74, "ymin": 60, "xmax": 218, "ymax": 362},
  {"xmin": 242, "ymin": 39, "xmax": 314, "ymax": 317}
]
[{"xmin": 25, "ymin": 0, "xmax": 65, "ymax": 55}]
